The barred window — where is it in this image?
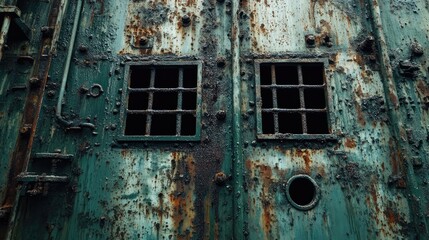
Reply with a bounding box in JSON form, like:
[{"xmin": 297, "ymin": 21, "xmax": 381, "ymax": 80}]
[
  {"xmin": 255, "ymin": 59, "xmax": 331, "ymax": 139},
  {"xmin": 121, "ymin": 61, "xmax": 202, "ymax": 141}
]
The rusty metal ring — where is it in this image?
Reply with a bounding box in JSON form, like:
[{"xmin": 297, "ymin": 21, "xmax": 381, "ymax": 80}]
[
  {"xmin": 286, "ymin": 174, "xmax": 320, "ymax": 211},
  {"xmin": 89, "ymin": 84, "xmax": 103, "ymax": 98}
]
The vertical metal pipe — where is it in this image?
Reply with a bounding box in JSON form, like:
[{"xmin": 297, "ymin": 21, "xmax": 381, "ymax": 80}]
[
  {"xmin": 231, "ymin": 0, "xmax": 244, "ymax": 238},
  {"xmin": 56, "ymin": 0, "xmax": 83, "ymax": 125},
  {"xmin": 0, "ymin": 15, "xmax": 12, "ymax": 61}
]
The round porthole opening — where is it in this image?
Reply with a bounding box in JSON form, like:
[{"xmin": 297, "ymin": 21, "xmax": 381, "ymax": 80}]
[{"xmin": 286, "ymin": 174, "xmax": 320, "ymax": 211}]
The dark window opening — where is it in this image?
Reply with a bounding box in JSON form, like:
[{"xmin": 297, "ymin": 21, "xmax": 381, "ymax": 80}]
[
  {"xmin": 129, "ymin": 67, "xmax": 151, "ymax": 88},
  {"xmin": 304, "ymin": 88, "xmax": 326, "ymax": 109},
  {"xmin": 302, "ymin": 64, "xmax": 324, "ymax": 85},
  {"xmin": 152, "ymin": 92, "xmax": 178, "ymax": 110},
  {"xmin": 181, "ymin": 114, "xmax": 196, "ymax": 136},
  {"xmin": 277, "ymin": 89, "xmax": 300, "ymax": 109},
  {"xmin": 261, "ymin": 88, "xmax": 273, "ymax": 108},
  {"xmin": 257, "ymin": 62, "xmax": 329, "ymax": 136},
  {"xmin": 124, "ymin": 114, "xmax": 147, "ymax": 135},
  {"xmin": 183, "ymin": 66, "xmax": 198, "ymax": 88},
  {"xmin": 124, "ymin": 64, "xmax": 200, "ymax": 137},
  {"xmin": 151, "ymin": 114, "xmax": 177, "ymax": 135},
  {"xmin": 260, "ymin": 64, "xmax": 272, "ymax": 85},
  {"xmin": 154, "ymin": 67, "xmax": 179, "ymax": 88},
  {"xmin": 262, "ymin": 112, "xmax": 275, "ymax": 134},
  {"xmin": 278, "ymin": 112, "xmax": 302, "ymax": 134},
  {"xmin": 128, "ymin": 92, "xmax": 148, "ymax": 110},
  {"xmin": 307, "ymin": 112, "xmax": 329, "ymax": 134},
  {"xmin": 288, "ymin": 176, "xmax": 316, "ymax": 206},
  {"xmin": 276, "ymin": 65, "xmax": 299, "ymax": 85},
  {"xmin": 182, "ymin": 92, "xmax": 197, "ymax": 110}
]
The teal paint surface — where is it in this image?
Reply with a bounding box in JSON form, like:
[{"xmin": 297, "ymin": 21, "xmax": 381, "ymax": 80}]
[{"xmin": 1, "ymin": 0, "xmax": 429, "ymax": 239}]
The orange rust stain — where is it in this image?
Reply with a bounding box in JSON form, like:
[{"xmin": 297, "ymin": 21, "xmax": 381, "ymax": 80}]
[
  {"xmin": 384, "ymin": 208, "xmax": 398, "ymax": 227},
  {"xmin": 260, "ymin": 23, "xmax": 267, "ymax": 35},
  {"xmin": 389, "ymin": 90, "xmax": 399, "ymax": 108},
  {"xmin": 296, "ymin": 149, "xmax": 312, "ymax": 173},
  {"xmin": 319, "ymin": 19, "xmax": 331, "ymax": 34},
  {"xmin": 355, "ymin": 101, "xmax": 366, "ymax": 126},
  {"xmin": 355, "ymin": 85, "xmax": 364, "ymax": 98},
  {"xmin": 169, "ymin": 154, "xmax": 196, "ymax": 239},
  {"xmin": 345, "ymin": 138, "xmax": 357, "ymax": 148},
  {"xmin": 186, "ymin": 0, "xmax": 196, "ymax": 6},
  {"xmin": 317, "ymin": 166, "xmax": 326, "ymax": 177},
  {"xmin": 120, "ymin": 149, "xmax": 130, "ymax": 158},
  {"xmin": 259, "ymin": 164, "xmax": 273, "ymax": 235},
  {"xmin": 369, "ymin": 182, "xmax": 380, "ymax": 216},
  {"xmin": 353, "ymin": 54, "xmax": 365, "ymax": 68}
]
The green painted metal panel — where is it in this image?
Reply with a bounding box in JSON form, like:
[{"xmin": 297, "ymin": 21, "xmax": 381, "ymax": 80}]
[{"xmin": 1, "ymin": 0, "xmax": 429, "ymax": 239}]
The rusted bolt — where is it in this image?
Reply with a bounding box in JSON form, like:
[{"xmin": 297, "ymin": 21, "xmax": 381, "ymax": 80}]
[
  {"xmin": 217, "ymin": 57, "xmax": 226, "ymax": 68},
  {"xmin": 79, "ymin": 86, "xmax": 89, "ymax": 94},
  {"xmin": 139, "ymin": 36, "xmax": 148, "ymax": 46},
  {"xmin": 305, "ymin": 34, "xmax": 316, "ymax": 46},
  {"xmin": 214, "ymin": 172, "xmax": 228, "ymax": 186},
  {"xmin": 78, "ymin": 44, "xmax": 88, "ymax": 53},
  {"xmin": 359, "ymin": 36, "xmax": 375, "ymax": 52},
  {"xmin": 182, "ymin": 15, "xmax": 191, "ymax": 27},
  {"xmin": 47, "ymin": 90, "xmax": 56, "ymax": 98},
  {"xmin": 41, "ymin": 26, "xmax": 53, "ymax": 38},
  {"xmin": 411, "ymin": 42, "xmax": 424, "ymax": 56},
  {"xmin": 20, "ymin": 124, "xmax": 32, "ymax": 135},
  {"xmin": 29, "ymin": 77, "xmax": 41, "ymax": 88},
  {"xmin": 216, "ymin": 110, "xmax": 226, "ymax": 120},
  {"xmin": 99, "ymin": 216, "xmax": 106, "ymax": 228},
  {"xmin": 323, "ymin": 35, "xmax": 333, "ymax": 48}
]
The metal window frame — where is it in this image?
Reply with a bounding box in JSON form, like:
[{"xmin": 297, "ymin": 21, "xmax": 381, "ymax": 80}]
[
  {"xmin": 255, "ymin": 58, "xmax": 336, "ymax": 140},
  {"xmin": 118, "ymin": 61, "xmax": 203, "ymax": 141}
]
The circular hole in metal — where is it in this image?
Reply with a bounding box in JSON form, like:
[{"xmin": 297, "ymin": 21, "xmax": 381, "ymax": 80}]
[{"xmin": 286, "ymin": 174, "xmax": 320, "ymax": 211}]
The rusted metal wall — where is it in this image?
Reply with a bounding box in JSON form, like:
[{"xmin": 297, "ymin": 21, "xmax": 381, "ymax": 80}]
[{"xmin": 0, "ymin": 0, "xmax": 429, "ymax": 239}]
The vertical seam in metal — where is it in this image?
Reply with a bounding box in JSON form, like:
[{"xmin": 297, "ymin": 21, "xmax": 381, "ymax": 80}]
[
  {"xmin": 368, "ymin": 0, "xmax": 429, "ymax": 236},
  {"xmin": 232, "ymin": 0, "xmax": 244, "ymax": 238}
]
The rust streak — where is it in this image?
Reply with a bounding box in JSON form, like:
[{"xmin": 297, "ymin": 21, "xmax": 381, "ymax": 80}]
[{"xmin": 345, "ymin": 138, "xmax": 357, "ymax": 148}]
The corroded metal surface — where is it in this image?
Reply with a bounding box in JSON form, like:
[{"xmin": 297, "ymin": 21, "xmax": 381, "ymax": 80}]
[{"xmin": 0, "ymin": 0, "xmax": 428, "ymax": 239}]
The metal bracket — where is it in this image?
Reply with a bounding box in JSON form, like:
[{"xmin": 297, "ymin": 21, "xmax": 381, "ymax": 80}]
[
  {"xmin": 0, "ymin": 6, "xmax": 31, "ymax": 40},
  {"xmin": 32, "ymin": 153, "xmax": 74, "ymax": 161},
  {"xmin": 17, "ymin": 173, "xmax": 69, "ymax": 183}
]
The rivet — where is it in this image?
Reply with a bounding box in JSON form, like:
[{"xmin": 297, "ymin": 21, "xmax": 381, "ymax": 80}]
[
  {"xmin": 305, "ymin": 34, "xmax": 316, "ymax": 46},
  {"xmin": 139, "ymin": 36, "xmax": 148, "ymax": 46},
  {"xmin": 216, "ymin": 110, "xmax": 226, "ymax": 120},
  {"xmin": 182, "ymin": 15, "xmax": 191, "ymax": 27},
  {"xmin": 214, "ymin": 172, "xmax": 228, "ymax": 186}
]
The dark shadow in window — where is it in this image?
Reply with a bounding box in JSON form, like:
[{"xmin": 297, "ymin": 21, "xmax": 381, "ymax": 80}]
[
  {"xmin": 307, "ymin": 112, "xmax": 329, "ymax": 134},
  {"xmin": 130, "ymin": 66, "xmax": 151, "ymax": 88},
  {"xmin": 125, "ymin": 114, "xmax": 147, "ymax": 135},
  {"xmin": 278, "ymin": 112, "xmax": 302, "ymax": 134},
  {"xmin": 151, "ymin": 114, "xmax": 176, "ymax": 135}
]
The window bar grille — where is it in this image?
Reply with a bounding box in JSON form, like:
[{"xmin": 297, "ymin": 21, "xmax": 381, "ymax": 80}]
[
  {"xmin": 145, "ymin": 68, "xmax": 156, "ymax": 136},
  {"xmin": 271, "ymin": 65, "xmax": 279, "ymax": 134},
  {"xmin": 297, "ymin": 65, "xmax": 308, "ymax": 134},
  {"xmin": 176, "ymin": 68, "xmax": 184, "ymax": 136}
]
